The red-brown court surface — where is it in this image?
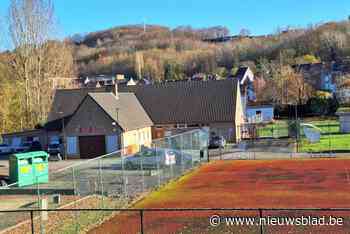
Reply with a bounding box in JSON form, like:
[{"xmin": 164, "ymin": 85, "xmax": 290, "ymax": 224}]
[{"xmin": 89, "ymin": 159, "xmax": 350, "ymax": 234}]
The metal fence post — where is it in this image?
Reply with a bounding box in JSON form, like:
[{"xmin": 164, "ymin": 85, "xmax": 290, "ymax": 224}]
[
  {"xmin": 141, "ymin": 149, "xmax": 145, "ymax": 193},
  {"xmin": 140, "ymin": 209, "xmax": 144, "ymax": 234},
  {"xmin": 259, "ymin": 209, "xmax": 263, "ymax": 234},
  {"xmin": 189, "ymin": 132, "xmax": 194, "ymax": 169},
  {"xmin": 328, "ymin": 122, "xmax": 331, "ymax": 157},
  {"xmin": 155, "ymin": 143, "xmax": 161, "ymax": 187},
  {"xmin": 168, "ymin": 136, "xmax": 174, "ymax": 179},
  {"xmin": 35, "ymin": 176, "xmax": 44, "ymax": 234},
  {"xmin": 121, "ymin": 154, "xmax": 127, "ymax": 198},
  {"xmin": 72, "ymin": 167, "xmax": 76, "ymax": 196},
  {"xmin": 72, "ymin": 167, "xmax": 79, "ymax": 233},
  {"xmin": 30, "ymin": 210, "xmax": 34, "ymax": 234},
  {"xmin": 181, "ymin": 134, "xmax": 184, "ymax": 173},
  {"xmin": 98, "ymin": 159, "xmax": 104, "ymax": 207}
]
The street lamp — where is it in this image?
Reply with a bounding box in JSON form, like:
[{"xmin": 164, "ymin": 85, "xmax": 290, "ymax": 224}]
[{"xmin": 58, "ymin": 111, "xmax": 66, "ymax": 160}]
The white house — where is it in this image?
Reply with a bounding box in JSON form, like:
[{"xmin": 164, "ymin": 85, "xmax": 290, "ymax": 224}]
[{"xmin": 246, "ymin": 105, "xmax": 274, "ymax": 123}]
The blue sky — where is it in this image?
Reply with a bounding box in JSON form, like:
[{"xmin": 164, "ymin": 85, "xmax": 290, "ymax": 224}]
[{"xmin": 0, "ymin": 0, "xmax": 349, "ymax": 38}]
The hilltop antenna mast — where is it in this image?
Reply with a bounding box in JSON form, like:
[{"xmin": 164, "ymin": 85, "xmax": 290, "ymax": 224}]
[{"xmin": 143, "ymin": 18, "xmax": 147, "ymax": 33}]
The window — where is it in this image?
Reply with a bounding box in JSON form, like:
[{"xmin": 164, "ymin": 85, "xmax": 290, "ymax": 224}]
[
  {"xmin": 50, "ymin": 136, "xmax": 60, "ymax": 143},
  {"xmin": 143, "ymin": 131, "xmax": 147, "ymax": 142},
  {"xmin": 255, "ymin": 110, "xmax": 262, "ymax": 122},
  {"xmin": 27, "ymin": 136, "xmax": 33, "ymax": 142},
  {"xmin": 176, "ymin": 124, "xmax": 187, "ymax": 129},
  {"xmin": 3, "ymin": 138, "xmax": 9, "ymax": 145},
  {"xmin": 139, "ymin": 132, "xmax": 143, "ymax": 143},
  {"xmin": 12, "ymin": 137, "xmax": 21, "ymax": 146}
]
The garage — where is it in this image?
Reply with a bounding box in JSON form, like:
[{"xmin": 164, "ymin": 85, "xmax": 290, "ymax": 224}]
[{"xmin": 79, "ymin": 135, "xmax": 106, "ymax": 159}]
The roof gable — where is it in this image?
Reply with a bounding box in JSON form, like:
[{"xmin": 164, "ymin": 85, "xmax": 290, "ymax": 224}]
[
  {"xmin": 235, "ymin": 67, "xmax": 254, "ymax": 84},
  {"xmin": 47, "ymin": 86, "xmax": 114, "ymax": 123},
  {"xmin": 88, "ymin": 92, "xmax": 153, "ymax": 131}
]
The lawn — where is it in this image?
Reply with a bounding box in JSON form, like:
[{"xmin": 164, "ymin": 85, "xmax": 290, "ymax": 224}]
[
  {"xmin": 300, "ymin": 119, "xmax": 350, "ymax": 153},
  {"xmin": 257, "ymin": 118, "xmax": 350, "ymax": 153},
  {"xmin": 89, "ymin": 159, "xmax": 350, "ymax": 234},
  {"xmin": 257, "ymin": 120, "xmax": 289, "ymax": 138}
]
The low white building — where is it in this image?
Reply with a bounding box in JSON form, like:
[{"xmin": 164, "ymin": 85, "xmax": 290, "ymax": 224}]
[{"xmin": 246, "ymin": 105, "xmax": 274, "ymax": 123}]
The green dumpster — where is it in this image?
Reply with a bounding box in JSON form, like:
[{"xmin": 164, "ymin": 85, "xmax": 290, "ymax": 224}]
[{"xmin": 9, "ymin": 151, "xmax": 49, "ymax": 187}]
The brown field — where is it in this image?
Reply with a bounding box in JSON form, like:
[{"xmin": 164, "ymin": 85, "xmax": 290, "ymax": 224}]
[{"xmin": 90, "ymin": 158, "xmax": 350, "ymax": 233}]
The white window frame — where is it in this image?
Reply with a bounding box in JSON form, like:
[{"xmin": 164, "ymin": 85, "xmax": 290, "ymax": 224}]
[{"xmin": 176, "ymin": 124, "xmax": 188, "ymax": 129}]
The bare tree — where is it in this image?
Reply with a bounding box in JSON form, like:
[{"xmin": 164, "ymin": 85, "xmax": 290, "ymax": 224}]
[
  {"xmin": 263, "ymin": 64, "xmax": 314, "ymax": 105},
  {"xmin": 135, "ymin": 51, "xmax": 144, "ymax": 79},
  {"xmin": 7, "ymin": 0, "xmax": 75, "ymax": 128}
]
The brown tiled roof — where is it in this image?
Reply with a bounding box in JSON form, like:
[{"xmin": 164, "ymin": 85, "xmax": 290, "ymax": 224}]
[
  {"xmin": 119, "ymin": 79, "xmax": 239, "ymax": 125},
  {"xmin": 88, "ymin": 92, "xmax": 153, "ymax": 131}
]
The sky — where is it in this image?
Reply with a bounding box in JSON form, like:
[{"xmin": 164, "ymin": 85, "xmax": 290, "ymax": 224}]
[{"xmin": 0, "ymin": 0, "xmax": 350, "ymax": 39}]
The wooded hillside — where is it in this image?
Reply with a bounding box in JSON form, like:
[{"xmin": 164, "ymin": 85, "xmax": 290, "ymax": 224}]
[{"xmin": 70, "ymin": 21, "xmax": 350, "ymax": 80}]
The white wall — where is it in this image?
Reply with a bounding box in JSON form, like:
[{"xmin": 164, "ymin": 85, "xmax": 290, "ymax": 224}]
[{"xmin": 246, "ymin": 107, "xmax": 274, "ymax": 123}]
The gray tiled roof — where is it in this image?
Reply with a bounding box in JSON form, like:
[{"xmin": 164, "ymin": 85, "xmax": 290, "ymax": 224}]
[
  {"xmin": 46, "ymin": 79, "xmax": 239, "ymax": 130},
  {"xmin": 88, "ymin": 92, "xmax": 153, "ymax": 131},
  {"xmin": 47, "ymin": 86, "xmax": 114, "ymax": 123},
  {"xmin": 119, "ymin": 79, "xmax": 239, "ymax": 125}
]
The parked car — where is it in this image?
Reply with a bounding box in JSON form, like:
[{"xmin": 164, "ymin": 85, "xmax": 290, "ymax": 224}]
[
  {"xmin": 13, "ymin": 141, "xmax": 42, "ymax": 153},
  {"xmin": 124, "ymin": 148, "xmax": 192, "ymax": 170},
  {"xmin": 209, "ymin": 136, "xmax": 226, "ymax": 149},
  {"xmin": 47, "ymin": 142, "xmax": 63, "ymax": 160},
  {"xmin": 13, "ymin": 142, "xmax": 31, "ymax": 153},
  {"xmin": 28, "ymin": 141, "xmax": 42, "ymax": 152},
  {"xmin": 47, "ymin": 142, "xmax": 61, "ymax": 155},
  {"xmin": 0, "ymin": 144, "xmax": 12, "ymax": 155}
]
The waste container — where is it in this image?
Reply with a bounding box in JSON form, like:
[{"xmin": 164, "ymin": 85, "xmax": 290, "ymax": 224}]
[
  {"xmin": 9, "ymin": 151, "xmax": 49, "ymax": 187},
  {"xmin": 32, "ymin": 151, "xmax": 49, "ymax": 184}
]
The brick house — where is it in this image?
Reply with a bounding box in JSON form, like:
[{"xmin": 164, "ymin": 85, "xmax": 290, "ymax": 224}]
[{"xmin": 45, "ymin": 86, "xmax": 153, "ymax": 158}]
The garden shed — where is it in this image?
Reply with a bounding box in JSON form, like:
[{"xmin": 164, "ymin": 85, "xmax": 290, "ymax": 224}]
[{"xmin": 336, "ymin": 107, "xmax": 350, "ymax": 133}]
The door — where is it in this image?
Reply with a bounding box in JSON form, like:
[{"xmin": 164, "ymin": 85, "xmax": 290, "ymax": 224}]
[
  {"xmin": 67, "ymin": 137, "xmax": 78, "ymax": 155},
  {"xmin": 79, "ymin": 135, "xmax": 106, "ymax": 159},
  {"xmin": 106, "ymin": 135, "xmax": 118, "ymax": 153}
]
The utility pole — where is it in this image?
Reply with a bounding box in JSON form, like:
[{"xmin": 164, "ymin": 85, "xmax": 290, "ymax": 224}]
[
  {"xmin": 116, "ymin": 108, "xmax": 119, "ymax": 122},
  {"xmin": 143, "ymin": 18, "xmax": 147, "ymax": 33},
  {"xmin": 295, "ymin": 104, "xmax": 299, "ymax": 153},
  {"xmin": 58, "ymin": 111, "xmax": 66, "ymax": 160}
]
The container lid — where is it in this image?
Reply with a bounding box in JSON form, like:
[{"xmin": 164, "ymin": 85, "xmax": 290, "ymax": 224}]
[{"xmin": 12, "ymin": 151, "xmax": 49, "ymax": 159}]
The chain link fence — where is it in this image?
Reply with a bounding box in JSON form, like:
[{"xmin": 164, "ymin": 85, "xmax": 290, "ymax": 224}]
[
  {"xmin": 2, "ymin": 208, "xmax": 350, "ymax": 234},
  {"xmin": 298, "ymin": 119, "xmax": 350, "ymax": 155},
  {"xmin": 0, "ymin": 129, "xmax": 209, "ymax": 234},
  {"xmin": 210, "ymin": 118, "xmax": 350, "ymax": 160}
]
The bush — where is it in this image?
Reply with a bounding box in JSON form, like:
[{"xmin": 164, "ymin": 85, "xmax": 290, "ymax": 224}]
[{"xmin": 308, "ymin": 91, "xmax": 338, "ymax": 115}]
